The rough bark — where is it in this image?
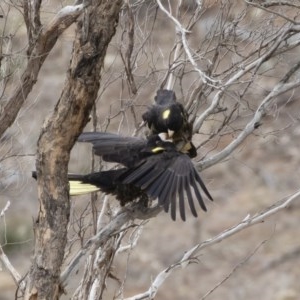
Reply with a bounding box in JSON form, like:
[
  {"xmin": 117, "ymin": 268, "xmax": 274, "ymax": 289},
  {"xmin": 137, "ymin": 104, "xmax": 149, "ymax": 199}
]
[{"xmin": 24, "ymin": 1, "xmax": 123, "ymax": 299}]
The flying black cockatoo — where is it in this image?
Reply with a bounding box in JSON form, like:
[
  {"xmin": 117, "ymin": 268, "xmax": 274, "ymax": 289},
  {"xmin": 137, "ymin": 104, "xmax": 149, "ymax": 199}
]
[{"xmin": 66, "ymin": 132, "xmax": 213, "ymax": 221}]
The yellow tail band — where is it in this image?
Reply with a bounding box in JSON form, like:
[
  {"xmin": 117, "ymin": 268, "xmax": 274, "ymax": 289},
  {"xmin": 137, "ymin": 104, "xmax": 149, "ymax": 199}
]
[{"xmin": 69, "ymin": 181, "xmax": 100, "ymax": 196}]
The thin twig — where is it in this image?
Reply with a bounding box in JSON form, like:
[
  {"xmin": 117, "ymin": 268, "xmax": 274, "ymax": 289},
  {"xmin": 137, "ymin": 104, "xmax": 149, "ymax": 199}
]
[
  {"xmin": 200, "ymin": 239, "xmax": 268, "ymax": 299},
  {"xmin": 244, "ymin": 0, "xmax": 300, "ymax": 25},
  {"xmin": 197, "ymin": 57, "xmax": 300, "ymax": 171},
  {"xmin": 156, "ymin": 0, "xmax": 216, "ymax": 85},
  {"xmin": 61, "ymin": 203, "xmax": 162, "ymax": 283},
  {"xmin": 0, "ymin": 201, "xmax": 26, "ymax": 292},
  {"xmin": 123, "ymin": 190, "xmax": 300, "ymax": 300},
  {"xmin": 0, "ymin": 4, "xmax": 84, "ymax": 138}
]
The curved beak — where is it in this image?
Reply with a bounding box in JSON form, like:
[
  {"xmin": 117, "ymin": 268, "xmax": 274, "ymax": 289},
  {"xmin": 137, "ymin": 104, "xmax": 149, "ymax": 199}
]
[{"xmin": 168, "ymin": 129, "xmax": 174, "ymax": 138}]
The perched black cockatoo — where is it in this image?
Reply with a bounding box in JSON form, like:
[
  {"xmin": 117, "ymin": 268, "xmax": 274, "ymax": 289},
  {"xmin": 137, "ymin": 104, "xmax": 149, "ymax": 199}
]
[{"xmin": 142, "ymin": 89, "xmax": 197, "ymax": 158}]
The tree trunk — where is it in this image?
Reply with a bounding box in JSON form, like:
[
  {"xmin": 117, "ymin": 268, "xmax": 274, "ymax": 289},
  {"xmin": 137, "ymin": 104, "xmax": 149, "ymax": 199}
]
[{"xmin": 24, "ymin": 1, "xmax": 123, "ymax": 299}]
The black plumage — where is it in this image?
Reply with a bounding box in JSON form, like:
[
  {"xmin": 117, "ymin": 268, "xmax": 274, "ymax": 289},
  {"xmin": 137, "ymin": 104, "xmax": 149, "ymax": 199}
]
[
  {"xmin": 67, "ymin": 170, "xmax": 147, "ymax": 206},
  {"xmin": 142, "ymin": 89, "xmax": 197, "ymax": 158},
  {"xmin": 32, "ymin": 132, "xmax": 212, "ymax": 221},
  {"xmin": 73, "ymin": 132, "xmax": 212, "ymax": 221},
  {"xmin": 142, "ymin": 89, "xmax": 184, "ymax": 134}
]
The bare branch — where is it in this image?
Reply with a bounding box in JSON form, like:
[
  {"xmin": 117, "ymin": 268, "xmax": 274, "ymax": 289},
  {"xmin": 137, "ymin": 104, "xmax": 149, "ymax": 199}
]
[
  {"xmin": 124, "ymin": 190, "xmax": 300, "ymax": 300},
  {"xmin": 0, "ymin": 200, "xmax": 10, "ymax": 217},
  {"xmin": 200, "ymin": 239, "xmax": 268, "ymax": 300},
  {"xmin": 193, "ymin": 25, "xmax": 296, "ymax": 133},
  {"xmin": 120, "ymin": 0, "xmax": 137, "ymax": 95},
  {"xmin": 0, "ymin": 4, "xmax": 84, "ymax": 138},
  {"xmin": 0, "ymin": 244, "xmax": 26, "ymax": 292},
  {"xmin": 198, "ymin": 77, "xmax": 300, "ymax": 170},
  {"xmin": 187, "ymin": 190, "xmax": 300, "ymax": 258},
  {"xmin": 0, "ymin": 201, "xmax": 26, "ymax": 292},
  {"xmin": 116, "ymin": 224, "xmax": 144, "ymax": 254},
  {"xmin": 156, "ymin": 0, "xmax": 217, "ymax": 85},
  {"xmin": 24, "ymin": 0, "xmax": 42, "ymax": 54},
  {"xmin": 244, "ymin": 0, "xmax": 300, "ymax": 25},
  {"xmin": 260, "ymin": 1, "xmax": 300, "ymax": 8},
  {"xmin": 61, "ymin": 203, "xmax": 162, "ymax": 283}
]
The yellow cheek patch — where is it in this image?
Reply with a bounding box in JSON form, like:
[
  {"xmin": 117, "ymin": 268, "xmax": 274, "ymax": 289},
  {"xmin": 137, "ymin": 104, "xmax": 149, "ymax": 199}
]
[
  {"xmin": 162, "ymin": 109, "xmax": 170, "ymax": 120},
  {"xmin": 69, "ymin": 181, "xmax": 100, "ymax": 196},
  {"xmin": 151, "ymin": 147, "xmax": 165, "ymax": 153}
]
